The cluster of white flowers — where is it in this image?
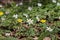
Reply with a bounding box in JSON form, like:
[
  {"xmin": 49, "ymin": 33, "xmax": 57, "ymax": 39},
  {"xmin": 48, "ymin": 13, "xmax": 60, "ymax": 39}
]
[
  {"xmin": 12, "ymin": 13, "xmax": 34, "ymax": 24},
  {"xmin": 46, "ymin": 27, "xmax": 53, "ymax": 32},
  {"xmin": 5, "ymin": 33, "xmax": 10, "ymax": 36},
  {"xmin": 16, "ymin": 2, "xmax": 42, "ymax": 10},
  {"xmin": 16, "ymin": 2, "xmax": 23, "ymax": 6},
  {"xmin": 27, "ymin": 3, "xmax": 42, "ymax": 11}
]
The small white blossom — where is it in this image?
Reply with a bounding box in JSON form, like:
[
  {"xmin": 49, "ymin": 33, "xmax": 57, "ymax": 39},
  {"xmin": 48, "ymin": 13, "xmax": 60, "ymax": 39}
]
[
  {"xmin": 1, "ymin": 17, "xmax": 5, "ymax": 21},
  {"xmin": 59, "ymin": 16, "xmax": 60, "ymax": 19},
  {"xmin": 52, "ymin": 0, "xmax": 56, "ymax": 3},
  {"xmin": 37, "ymin": 3, "xmax": 42, "ymax": 7},
  {"xmin": 46, "ymin": 27, "xmax": 53, "ymax": 32},
  {"xmin": 57, "ymin": 2, "xmax": 60, "ymax": 6},
  {"xmin": 16, "ymin": 2, "xmax": 23, "ymax": 6},
  {"xmin": 13, "ymin": 14, "xmax": 18, "ymax": 19},
  {"xmin": 0, "ymin": 4, "xmax": 3, "ymax": 7},
  {"xmin": 28, "ymin": 7, "xmax": 32, "ymax": 11},
  {"xmin": 5, "ymin": 33, "xmax": 10, "ymax": 36},
  {"xmin": 36, "ymin": 16, "xmax": 40, "ymax": 21},
  {"xmin": 5, "ymin": 11, "xmax": 10, "ymax": 14},
  {"xmin": 19, "ymin": 2, "xmax": 23, "ymax": 5},
  {"xmin": 27, "ymin": 19, "xmax": 33, "ymax": 24},
  {"xmin": 23, "ymin": 14, "xmax": 28, "ymax": 18},
  {"xmin": 16, "ymin": 4, "xmax": 19, "ymax": 6}
]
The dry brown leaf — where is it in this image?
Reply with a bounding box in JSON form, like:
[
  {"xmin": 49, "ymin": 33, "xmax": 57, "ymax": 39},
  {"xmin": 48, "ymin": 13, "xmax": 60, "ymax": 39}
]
[
  {"xmin": 33, "ymin": 37, "xmax": 38, "ymax": 40},
  {"xmin": 56, "ymin": 34, "xmax": 60, "ymax": 39},
  {"xmin": 43, "ymin": 37, "xmax": 51, "ymax": 40}
]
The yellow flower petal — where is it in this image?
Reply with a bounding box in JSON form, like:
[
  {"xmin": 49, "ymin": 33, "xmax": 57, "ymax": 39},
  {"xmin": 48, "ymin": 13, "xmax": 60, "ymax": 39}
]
[
  {"xmin": 0, "ymin": 11, "xmax": 4, "ymax": 16},
  {"xmin": 17, "ymin": 19, "xmax": 23, "ymax": 23},
  {"xmin": 40, "ymin": 19, "xmax": 46, "ymax": 23}
]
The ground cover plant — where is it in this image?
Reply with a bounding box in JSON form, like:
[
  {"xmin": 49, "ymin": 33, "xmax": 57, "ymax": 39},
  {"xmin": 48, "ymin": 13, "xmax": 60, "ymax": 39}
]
[{"xmin": 0, "ymin": 0, "xmax": 60, "ymax": 40}]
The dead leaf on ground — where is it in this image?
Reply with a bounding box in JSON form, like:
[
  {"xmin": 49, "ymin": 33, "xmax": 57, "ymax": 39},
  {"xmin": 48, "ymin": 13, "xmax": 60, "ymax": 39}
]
[
  {"xmin": 43, "ymin": 37, "xmax": 51, "ymax": 40},
  {"xmin": 33, "ymin": 36, "xmax": 38, "ymax": 40}
]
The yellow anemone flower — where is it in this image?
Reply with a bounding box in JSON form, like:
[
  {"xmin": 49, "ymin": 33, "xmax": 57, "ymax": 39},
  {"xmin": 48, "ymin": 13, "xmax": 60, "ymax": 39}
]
[
  {"xmin": 40, "ymin": 19, "xmax": 46, "ymax": 23},
  {"xmin": 0, "ymin": 11, "xmax": 4, "ymax": 16},
  {"xmin": 17, "ymin": 19, "xmax": 23, "ymax": 23}
]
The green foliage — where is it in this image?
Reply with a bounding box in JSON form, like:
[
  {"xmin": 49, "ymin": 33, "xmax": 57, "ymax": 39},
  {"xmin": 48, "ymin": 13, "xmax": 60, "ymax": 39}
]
[{"xmin": 0, "ymin": 0, "xmax": 60, "ymax": 40}]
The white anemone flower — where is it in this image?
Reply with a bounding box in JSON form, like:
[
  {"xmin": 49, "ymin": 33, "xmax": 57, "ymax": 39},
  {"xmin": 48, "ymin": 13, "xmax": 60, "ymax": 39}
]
[
  {"xmin": 1, "ymin": 17, "xmax": 5, "ymax": 21},
  {"xmin": 13, "ymin": 14, "xmax": 18, "ymax": 19},
  {"xmin": 5, "ymin": 11, "xmax": 10, "ymax": 14},
  {"xmin": 37, "ymin": 3, "xmax": 42, "ymax": 7},
  {"xmin": 19, "ymin": 2, "xmax": 23, "ymax": 5},
  {"xmin": 52, "ymin": 0, "xmax": 56, "ymax": 3},
  {"xmin": 5, "ymin": 33, "xmax": 10, "ymax": 36},
  {"xmin": 27, "ymin": 19, "xmax": 33, "ymax": 24},
  {"xmin": 23, "ymin": 14, "xmax": 28, "ymax": 18},
  {"xmin": 59, "ymin": 16, "xmax": 60, "ymax": 19},
  {"xmin": 0, "ymin": 4, "xmax": 3, "ymax": 7},
  {"xmin": 46, "ymin": 27, "xmax": 53, "ymax": 32},
  {"xmin": 16, "ymin": 4, "xmax": 19, "ymax": 6},
  {"xmin": 57, "ymin": 2, "xmax": 60, "ymax": 6},
  {"xmin": 36, "ymin": 16, "xmax": 40, "ymax": 21},
  {"xmin": 28, "ymin": 7, "xmax": 32, "ymax": 11}
]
